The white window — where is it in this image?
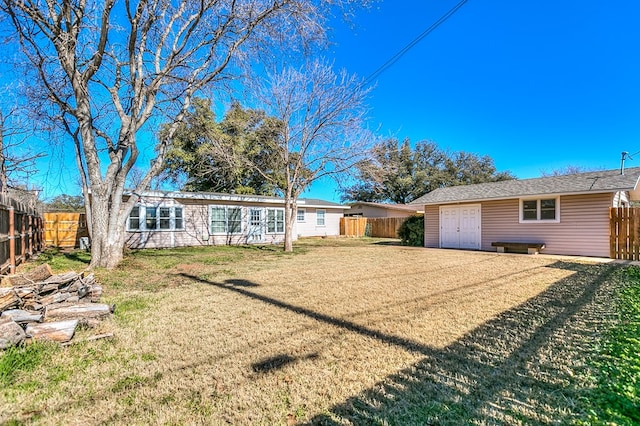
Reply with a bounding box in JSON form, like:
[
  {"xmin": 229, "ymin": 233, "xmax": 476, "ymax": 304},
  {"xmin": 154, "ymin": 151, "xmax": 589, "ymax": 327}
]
[
  {"xmin": 145, "ymin": 207, "xmax": 158, "ymax": 230},
  {"xmin": 127, "ymin": 205, "xmax": 185, "ymax": 231},
  {"xmin": 129, "ymin": 206, "xmax": 141, "ymax": 230},
  {"xmin": 174, "ymin": 207, "xmax": 184, "ymax": 230},
  {"xmin": 266, "ymin": 208, "xmax": 284, "ymax": 233},
  {"xmin": 316, "ymin": 209, "xmax": 326, "ymax": 226},
  {"xmin": 249, "ymin": 209, "xmax": 262, "ymax": 227},
  {"xmin": 297, "ymin": 209, "xmax": 305, "ymax": 222},
  {"xmin": 159, "ymin": 207, "xmax": 171, "ymax": 230},
  {"xmin": 210, "ymin": 206, "xmax": 242, "ymax": 234},
  {"xmin": 520, "ymin": 197, "xmax": 560, "ymax": 223}
]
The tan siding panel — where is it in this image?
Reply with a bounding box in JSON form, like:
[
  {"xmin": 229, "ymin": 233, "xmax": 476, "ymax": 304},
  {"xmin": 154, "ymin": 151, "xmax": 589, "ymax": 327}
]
[
  {"xmin": 424, "ymin": 205, "xmax": 439, "ymax": 248},
  {"xmin": 481, "ymin": 193, "xmax": 612, "ymax": 257}
]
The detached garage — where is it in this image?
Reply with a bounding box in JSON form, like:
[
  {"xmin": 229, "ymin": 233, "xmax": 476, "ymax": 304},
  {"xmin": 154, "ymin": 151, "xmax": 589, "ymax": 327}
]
[{"xmin": 411, "ymin": 167, "xmax": 640, "ymax": 258}]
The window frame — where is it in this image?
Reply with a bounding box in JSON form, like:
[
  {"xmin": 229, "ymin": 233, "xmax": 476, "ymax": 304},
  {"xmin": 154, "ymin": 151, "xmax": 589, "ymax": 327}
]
[
  {"xmin": 316, "ymin": 209, "xmax": 326, "ymax": 226},
  {"xmin": 127, "ymin": 205, "xmax": 185, "ymax": 232},
  {"xmin": 128, "ymin": 206, "xmax": 141, "ymax": 231},
  {"xmin": 266, "ymin": 208, "xmax": 285, "ymax": 234},
  {"xmin": 297, "ymin": 208, "xmax": 306, "ymax": 222},
  {"xmin": 209, "ymin": 205, "xmax": 244, "ymax": 235},
  {"xmin": 519, "ymin": 197, "xmax": 560, "ymax": 223}
]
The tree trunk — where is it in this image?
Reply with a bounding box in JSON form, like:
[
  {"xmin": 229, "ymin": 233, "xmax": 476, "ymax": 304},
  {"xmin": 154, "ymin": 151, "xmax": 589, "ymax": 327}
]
[
  {"xmin": 283, "ymin": 196, "xmax": 296, "ymax": 252},
  {"xmin": 87, "ymin": 188, "xmax": 128, "ymax": 269}
]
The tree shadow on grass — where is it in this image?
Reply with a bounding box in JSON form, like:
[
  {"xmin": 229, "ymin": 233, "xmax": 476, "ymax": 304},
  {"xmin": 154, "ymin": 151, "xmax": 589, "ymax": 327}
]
[{"xmin": 180, "ymin": 262, "xmax": 619, "ymax": 424}]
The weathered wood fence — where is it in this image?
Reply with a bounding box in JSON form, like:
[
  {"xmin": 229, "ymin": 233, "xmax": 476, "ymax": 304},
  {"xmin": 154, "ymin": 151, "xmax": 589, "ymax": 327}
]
[
  {"xmin": 0, "ymin": 196, "xmax": 44, "ymax": 274},
  {"xmin": 340, "ymin": 217, "xmax": 409, "ymax": 238},
  {"xmin": 609, "ymin": 207, "xmax": 640, "ymax": 260},
  {"xmin": 44, "ymin": 212, "xmax": 89, "ymax": 249}
]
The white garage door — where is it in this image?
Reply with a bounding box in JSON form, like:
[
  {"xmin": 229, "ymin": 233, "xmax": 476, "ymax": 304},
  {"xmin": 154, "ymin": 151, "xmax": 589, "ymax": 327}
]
[{"xmin": 439, "ymin": 205, "xmax": 481, "ymax": 250}]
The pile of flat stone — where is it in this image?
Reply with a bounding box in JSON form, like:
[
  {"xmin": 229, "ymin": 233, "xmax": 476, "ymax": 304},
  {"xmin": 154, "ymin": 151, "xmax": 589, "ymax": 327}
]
[{"xmin": 0, "ymin": 264, "xmax": 114, "ymax": 349}]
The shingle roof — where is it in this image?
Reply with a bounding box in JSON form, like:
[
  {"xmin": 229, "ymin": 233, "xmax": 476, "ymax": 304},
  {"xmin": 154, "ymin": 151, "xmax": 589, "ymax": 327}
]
[
  {"xmin": 126, "ymin": 190, "xmax": 349, "ymax": 208},
  {"xmin": 411, "ymin": 167, "xmax": 640, "ymax": 205},
  {"xmin": 349, "ymin": 201, "xmax": 422, "ymax": 212},
  {"xmin": 298, "ymin": 198, "xmax": 348, "ymax": 208}
]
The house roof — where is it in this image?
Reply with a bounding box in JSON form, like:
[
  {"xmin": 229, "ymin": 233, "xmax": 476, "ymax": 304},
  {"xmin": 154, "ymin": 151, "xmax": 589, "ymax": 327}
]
[
  {"xmin": 411, "ymin": 167, "xmax": 640, "ymax": 206},
  {"xmin": 125, "ymin": 190, "xmax": 350, "ymax": 209},
  {"xmin": 348, "ymin": 201, "xmax": 423, "ymax": 213}
]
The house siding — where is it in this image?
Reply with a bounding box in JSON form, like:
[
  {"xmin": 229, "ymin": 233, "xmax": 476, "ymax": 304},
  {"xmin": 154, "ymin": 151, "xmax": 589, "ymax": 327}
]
[
  {"xmin": 296, "ymin": 208, "xmax": 344, "ymax": 237},
  {"xmin": 124, "ymin": 196, "xmax": 345, "ymax": 249},
  {"xmin": 125, "ymin": 199, "xmax": 290, "ymax": 249},
  {"xmin": 425, "ymin": 205, "xmax": 440, "ymax": 248},
  {"xmin": 424, "ymin": 192, "xmax": 613, "ymax": 257}
]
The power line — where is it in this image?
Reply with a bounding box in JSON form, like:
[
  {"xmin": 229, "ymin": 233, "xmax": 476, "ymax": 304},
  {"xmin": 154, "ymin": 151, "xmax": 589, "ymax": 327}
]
[{"xmin": 364, "ymin": 0, "xmax": 470, "ymax": 85}]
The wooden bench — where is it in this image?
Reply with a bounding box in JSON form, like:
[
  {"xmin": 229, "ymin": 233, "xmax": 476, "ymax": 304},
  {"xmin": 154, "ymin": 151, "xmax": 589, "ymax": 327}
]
[{"xmin": 491, "ymin": 242, "xmax": 545, "ymax": 255}]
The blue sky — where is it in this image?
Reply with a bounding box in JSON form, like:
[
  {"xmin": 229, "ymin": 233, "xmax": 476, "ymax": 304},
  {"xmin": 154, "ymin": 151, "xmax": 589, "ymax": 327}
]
[
  {"xmin": 26, "ymin": 0, "xmax": 640, "ymax": 202},
  {"xmin": 307, "ymin": 0, "xmax": 640, "ymax": 201}
]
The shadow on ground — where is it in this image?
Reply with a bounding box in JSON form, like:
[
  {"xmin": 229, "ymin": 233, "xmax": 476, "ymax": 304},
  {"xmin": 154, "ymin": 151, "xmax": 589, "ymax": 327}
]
[{"xmin": 181, "ymin": 261, "xmax": 619, "ymax": 424}]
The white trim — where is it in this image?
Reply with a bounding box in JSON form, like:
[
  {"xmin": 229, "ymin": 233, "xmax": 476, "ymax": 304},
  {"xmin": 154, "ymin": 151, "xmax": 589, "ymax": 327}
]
[
  {"xmin": 518, "ymin": 196, "xmax": 560, "ymax": 223},
  {"xmin": 316, "ymin": 209, "xmax": 326, "ymax": 226},
  {"xmin": 125, "ymin": 190, "xmax": 350, "ymax": 209}
]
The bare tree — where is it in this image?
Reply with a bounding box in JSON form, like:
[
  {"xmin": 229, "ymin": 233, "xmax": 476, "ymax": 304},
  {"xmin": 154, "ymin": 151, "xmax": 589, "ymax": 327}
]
[
  {"xmin": 0, "ymin": 106, "xmax": 44, "ymax": 198},
  {"xmin": 232, "ymin": 60, "xmax": 373, "ymax": 251},
  {"xmin": 1, "ymin": 0, "xmax": 366, "ymax": 268}
]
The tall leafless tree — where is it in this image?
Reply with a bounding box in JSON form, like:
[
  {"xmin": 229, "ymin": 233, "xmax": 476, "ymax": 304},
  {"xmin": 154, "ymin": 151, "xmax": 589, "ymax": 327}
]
[
  {"xmin": 235, "ymin": 60, "xmax": 373, "ymax": 251},
  {"xmin": 1, "ymin": 0, "xmax": 368, "ymax": 268}
]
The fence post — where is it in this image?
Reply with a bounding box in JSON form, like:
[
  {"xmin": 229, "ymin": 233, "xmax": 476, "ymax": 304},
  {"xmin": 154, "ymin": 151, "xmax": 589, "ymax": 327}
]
[
  {"xmin": 8, "ymin": 206, "xmax": 15, "ymax": 274},
  {"xmin": 28, "ymin": 214, "xmax": 34, "ymax": 257},
  {"xmin": 21, "ymin": 211, "xmax": 26, "ymax": 263},
  {"xmin": 39, "ymin": 216, "xmax": 45, "ymax": 250}
]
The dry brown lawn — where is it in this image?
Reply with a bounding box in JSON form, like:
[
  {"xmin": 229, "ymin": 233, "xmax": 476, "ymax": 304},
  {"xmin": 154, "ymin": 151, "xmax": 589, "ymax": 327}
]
[{"xmin": 0, "ymin": 239, "xmax": 621, "ymax": 425}]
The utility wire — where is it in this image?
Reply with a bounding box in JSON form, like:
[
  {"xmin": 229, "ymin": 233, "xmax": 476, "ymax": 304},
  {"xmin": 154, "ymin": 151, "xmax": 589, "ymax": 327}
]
[{"xmin": 364, "ymin": 0, "xmax": 470, "ymax": 85}]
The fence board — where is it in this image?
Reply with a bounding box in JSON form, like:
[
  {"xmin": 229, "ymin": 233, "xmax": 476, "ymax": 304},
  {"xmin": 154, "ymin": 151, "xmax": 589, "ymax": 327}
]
[
  {"xmin": 610, "ymin": 207, "xmax": 640, "ymax": 260},
  {"xmin": 340, "ymin": 217, "xmax": 410, "ymax": 238},
  {"xmin": 0, "ymin": 196, "xmax": 44, "ymax": 274},
  {"xmin": 44, "ymin": 212, "xmax": 89, "ymax": 248}
]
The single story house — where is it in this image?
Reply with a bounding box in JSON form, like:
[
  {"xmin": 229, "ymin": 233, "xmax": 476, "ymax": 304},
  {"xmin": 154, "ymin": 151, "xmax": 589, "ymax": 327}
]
[
  {"xmin": 124, "ymin": 190, "xmax": 348, "ymax": 249},
  {"xmin": 410, "ymin": 167, "xmax": 640, "ymax": 257},
  {"xmin": 345, "ymin": 201, "xmax": 423, "ymax": 218}
]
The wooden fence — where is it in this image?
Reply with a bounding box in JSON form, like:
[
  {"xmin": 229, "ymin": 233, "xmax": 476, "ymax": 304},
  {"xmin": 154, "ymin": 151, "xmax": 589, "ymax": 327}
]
[
  {"xmin": 610, "ymin": 207, "xmax": 640, "ymax": 260},
  {"xmin": 0, "ymin": 196, "xmax": 44, "ymax": 274},
  {"xmin": 44, "ymin": 212, "xmax": 89, "ymax": 249},
  {"xmin": 340, "ymin": 217, "xmax": 409, "ymax": 238}
]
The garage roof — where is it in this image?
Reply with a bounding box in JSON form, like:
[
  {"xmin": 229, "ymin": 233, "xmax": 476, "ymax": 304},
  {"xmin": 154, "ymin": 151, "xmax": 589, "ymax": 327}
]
[{"xmin": 411, "ymin": 167, "xmax": 640, "ymax": 205}]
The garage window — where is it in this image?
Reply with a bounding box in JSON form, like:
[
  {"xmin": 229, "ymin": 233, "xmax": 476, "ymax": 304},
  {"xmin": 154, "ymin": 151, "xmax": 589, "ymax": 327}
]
[{"xmin": 520, "ymin": 197, "xmax": 560, "ymax": 223}]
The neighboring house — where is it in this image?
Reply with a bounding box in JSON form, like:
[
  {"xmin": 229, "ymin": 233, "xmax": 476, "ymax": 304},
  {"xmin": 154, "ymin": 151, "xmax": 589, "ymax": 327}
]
[
  {"xmin": 411, "ymin": 167, "xmax": 640, "ymax": 257},
  {"xmin": 345, "ymin": 201, "xmax": 423, "ymax": 218},
  {"xmin": 124, "ymin": 190, "xmax": 348, "ymax": 249}
]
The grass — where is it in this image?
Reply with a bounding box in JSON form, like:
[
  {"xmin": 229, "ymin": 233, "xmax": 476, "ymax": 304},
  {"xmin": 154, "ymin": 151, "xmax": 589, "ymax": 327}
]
[
  {"xmin": 578, "ymin": 266, "xmax": 640, "ymax": 425},
  {"xmin": 0, "ymin": 343, "xmax": 56, "ymax": 387},
  {"xmin": 1, "ymin": 238, "xmax": 635, "ymax": 424},
  {"xmin": 32, "ymin": 247, "xmax": 92, "ymax": 272}
]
